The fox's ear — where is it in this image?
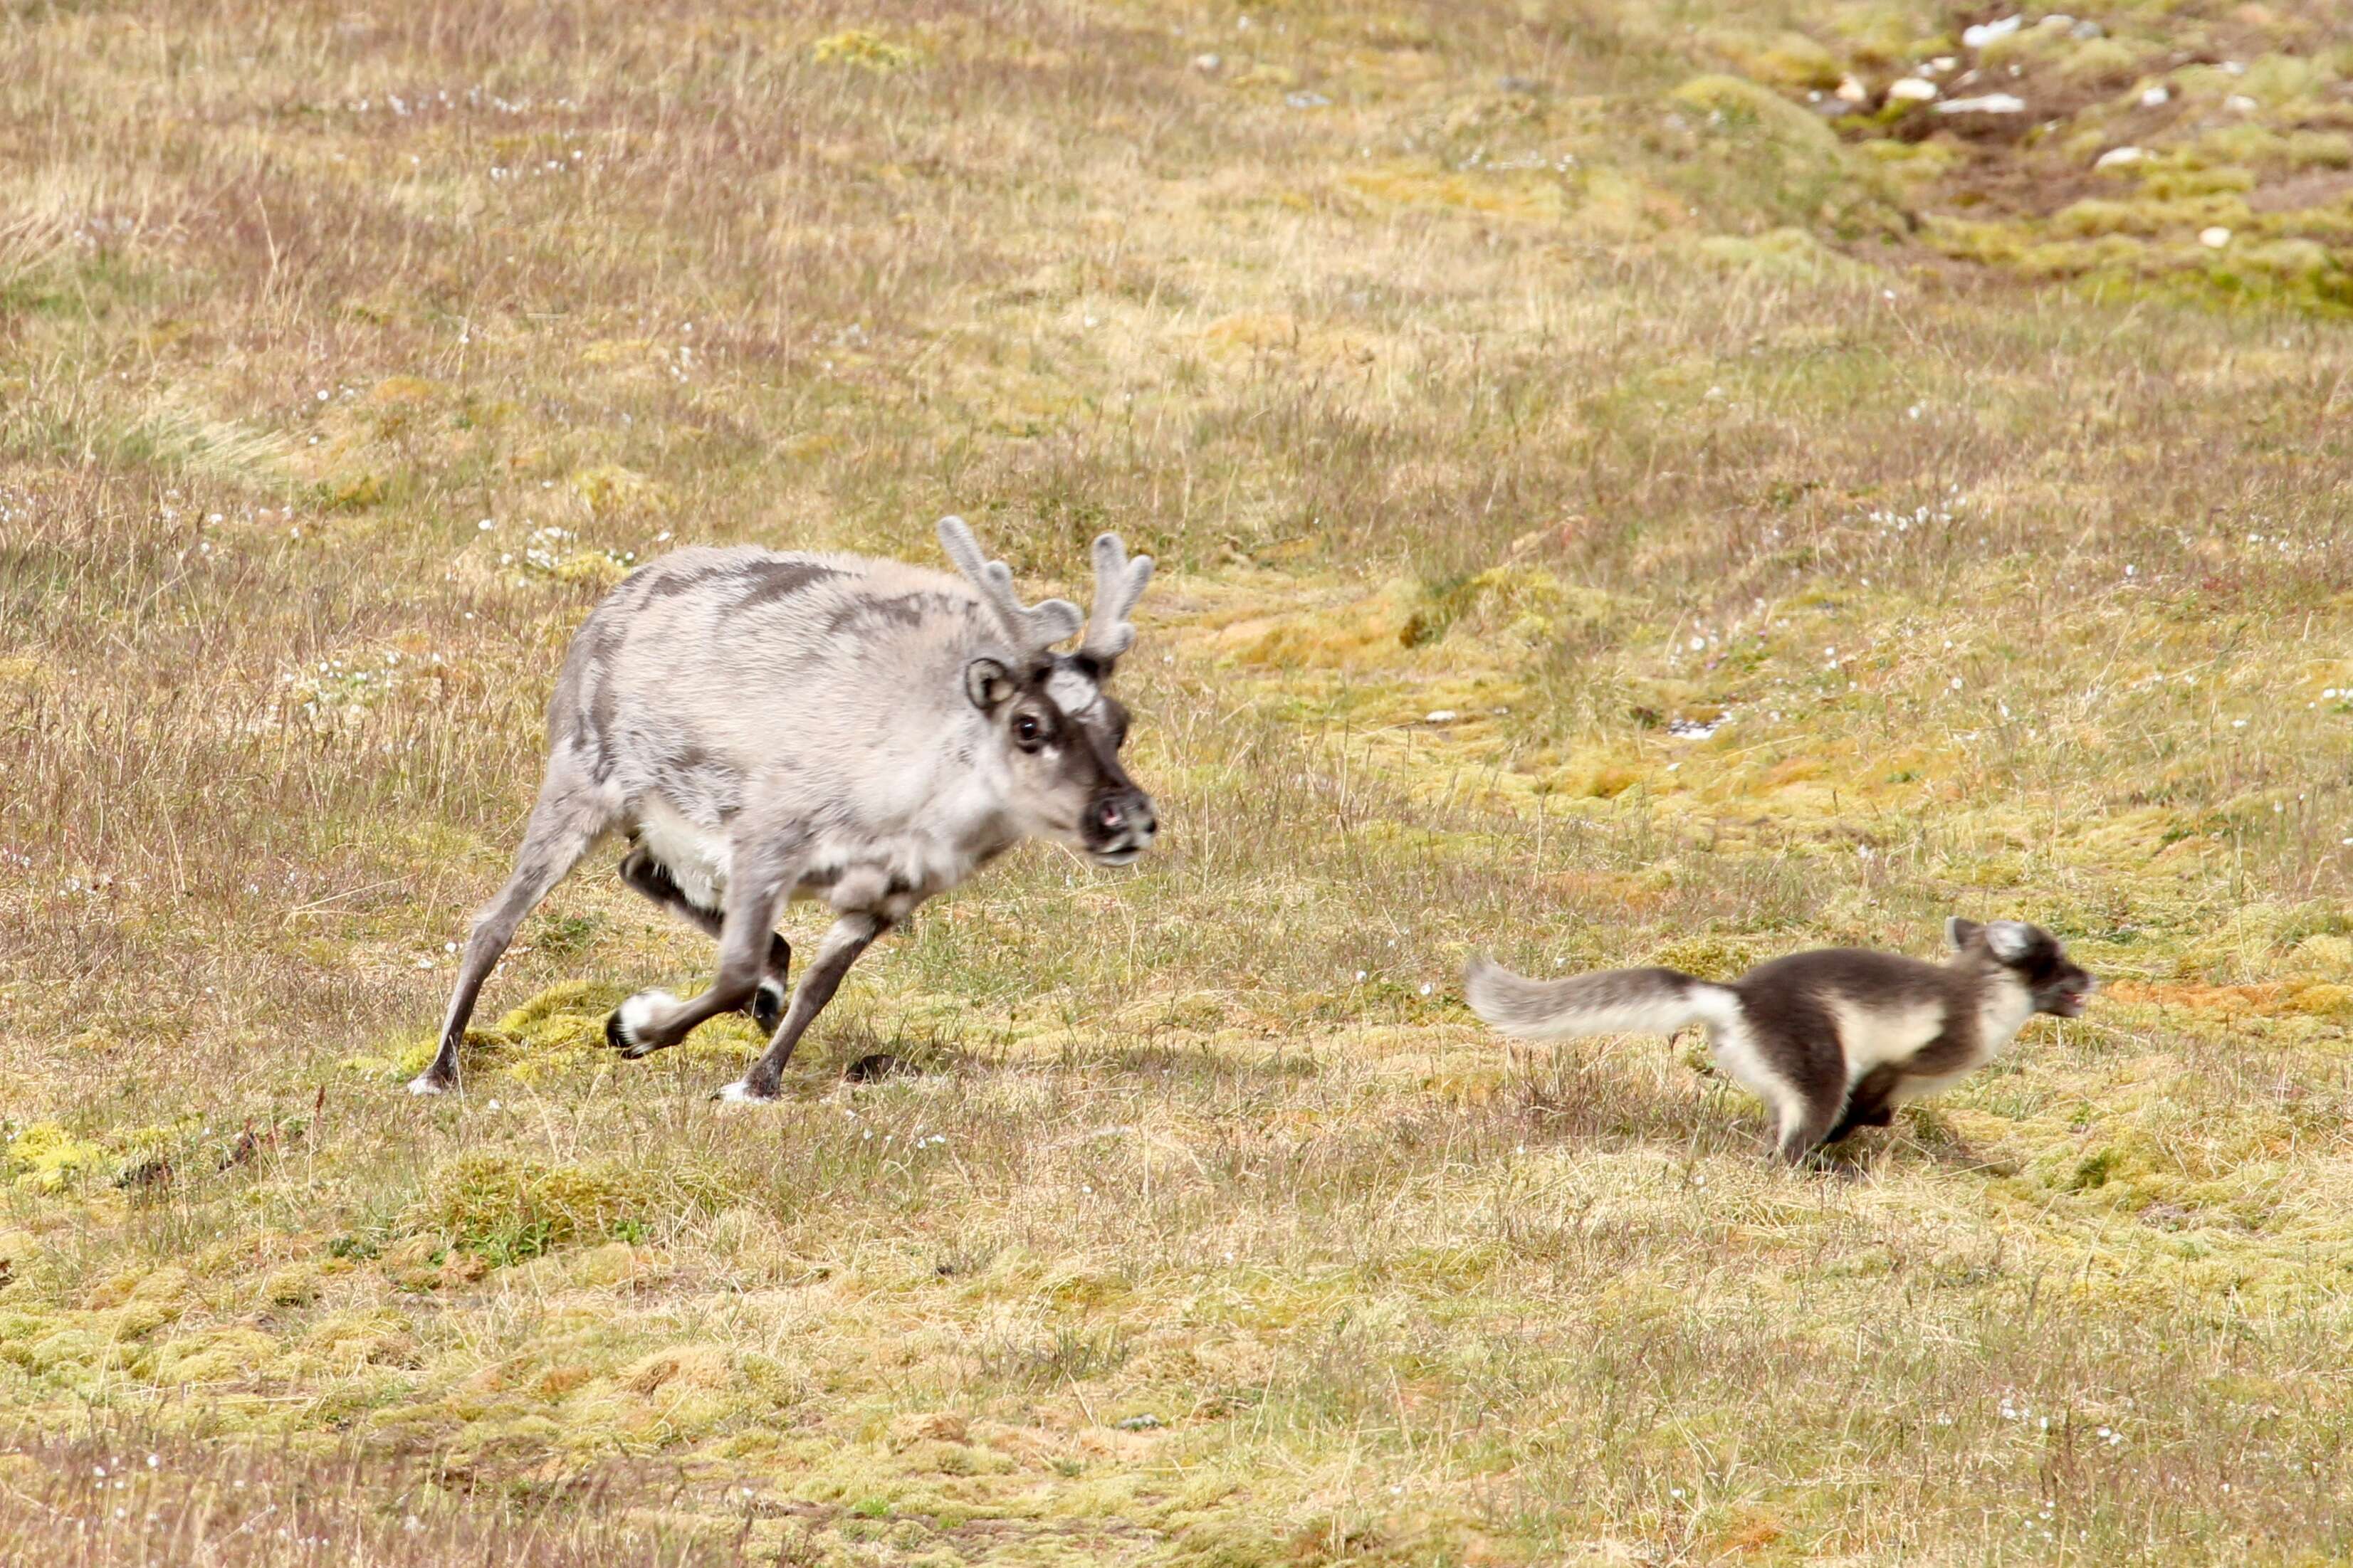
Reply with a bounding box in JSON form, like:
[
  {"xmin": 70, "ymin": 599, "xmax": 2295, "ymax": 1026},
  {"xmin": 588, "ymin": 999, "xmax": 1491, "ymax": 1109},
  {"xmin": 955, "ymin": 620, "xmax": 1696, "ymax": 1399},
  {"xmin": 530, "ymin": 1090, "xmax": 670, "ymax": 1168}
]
[
  {"xmin": 1945, "ymin": 917, "xmax": 1982, "ymax": 952},
  {"xmin": 1985, "ymin": 921, "xmax": 2035, "ymax": 962}
]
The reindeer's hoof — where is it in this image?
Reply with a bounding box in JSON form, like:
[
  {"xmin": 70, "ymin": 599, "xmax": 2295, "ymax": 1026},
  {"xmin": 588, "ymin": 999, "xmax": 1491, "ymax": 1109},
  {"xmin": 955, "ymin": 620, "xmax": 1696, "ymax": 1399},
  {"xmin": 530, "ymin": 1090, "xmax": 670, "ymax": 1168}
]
[
  {"xmin": 751, "ymin": 979, "xmax": 786, "ymax": 1034},
  {"xmin": 606, "ymin": 990, "xmax": 677, "ymax": 1059},
  {"xmin": 713, "ymin": 1078, "xmax": 778, "ymax": 1105},
  {"xmin": 406, "ymin": 1073, "xmax": 451, "ymax": 1097}
]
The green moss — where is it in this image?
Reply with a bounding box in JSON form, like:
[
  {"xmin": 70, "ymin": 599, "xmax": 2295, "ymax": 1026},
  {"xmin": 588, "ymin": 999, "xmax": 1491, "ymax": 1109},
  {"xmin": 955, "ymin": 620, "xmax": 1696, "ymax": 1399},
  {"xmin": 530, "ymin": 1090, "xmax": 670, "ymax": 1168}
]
[
  {"xmin": 1670, "ymin": 74, "xmax": 1839, "ymax": 155},
  {"xmin": 1699, "ymin": 28, "xmax": 1844, "ymax": 91},
  {"xmin": 145, "ymin": 1328, "xmax": 278, "ymax": 1386},
  {"xmin": 810, "ymin": 29, "xmax": 917, "ymax": 71},
  {"xmin": 3, "ymin": 1124, "xmax": 108, "ymax": 1193},
  {"xmin": 409, "ymin": 1151, "xmax": 732, "ymax": 1264},
  {"xmin": 1691, "ymin": 226, "xmax": 1880, "ymax": 285}
]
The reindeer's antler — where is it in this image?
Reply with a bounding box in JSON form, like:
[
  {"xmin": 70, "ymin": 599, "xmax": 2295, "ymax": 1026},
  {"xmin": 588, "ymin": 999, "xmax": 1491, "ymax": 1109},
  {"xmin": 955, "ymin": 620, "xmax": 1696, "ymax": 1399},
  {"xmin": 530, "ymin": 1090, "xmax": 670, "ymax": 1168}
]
[
  {"xmin": 937, "ymin": 517, "xmax": 1084, "ymax": 654},
  {"xmin": 1079, "ymin": 533, "xmax": 1153, "ymax": 664}
]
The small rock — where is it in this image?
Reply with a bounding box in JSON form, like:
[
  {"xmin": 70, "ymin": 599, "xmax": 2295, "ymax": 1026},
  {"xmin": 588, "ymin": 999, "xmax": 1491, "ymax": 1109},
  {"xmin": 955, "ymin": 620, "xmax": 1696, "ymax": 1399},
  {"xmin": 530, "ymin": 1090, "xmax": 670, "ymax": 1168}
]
[
  {"xmin": 2139, "ymin": 85, "xmax": 2170, "ymax": 107},
  {"xmin": 1193, "ymin": 53, "xmax": 1220, "ymax": 72},
  {"xmin": 1284, "ymin": 91, "xmax": 1331, "ymax": 110},
  {"xmin": 2199, "ymin": 226, "xmax": 2233, "ymax": 248},
  {"xmin": 1937, "ymin": 93, "xmax": 2026, "ymax": 115},
  {"xmin": 1116, "ymin": 1414, "xmax": 1164, "ymax": 1431},
  {"xmin": 2226, "ymin": 94, "xmax": 2257, "ymax": 113},
  {"xmin": 1887, "ymin": 77, "xmax": 1938, "ymax": 102},
  {"xmin": 2095, "ymin": 146, "xmax": 2144, "ymax": 169},
  {"xmin": 1497, "ymin": 75, "xmax": 1548, "ymax": 95},
  {"xmin": 1423, "ymin": 710, "xmax": 1459, "ymax": 724},
  {"xmin": 1835, "ymin": 75, "xmax": 1868, "ymax": 103},
  {"xmin": 2071, "ymin": 20, "xmax": 2104, "ymax": 39},
  {"xmin": 1961, "ymin": 15, "xmax": 2023, "ymax": 48}
]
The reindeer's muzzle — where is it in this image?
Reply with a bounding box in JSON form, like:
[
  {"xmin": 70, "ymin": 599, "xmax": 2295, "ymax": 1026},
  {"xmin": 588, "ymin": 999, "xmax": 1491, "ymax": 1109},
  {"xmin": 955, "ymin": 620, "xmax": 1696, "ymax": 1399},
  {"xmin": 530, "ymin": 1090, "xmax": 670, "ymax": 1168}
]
[{"xmin": 1084, "ymin": 787, "xmax": 1156, "ymax": 865}]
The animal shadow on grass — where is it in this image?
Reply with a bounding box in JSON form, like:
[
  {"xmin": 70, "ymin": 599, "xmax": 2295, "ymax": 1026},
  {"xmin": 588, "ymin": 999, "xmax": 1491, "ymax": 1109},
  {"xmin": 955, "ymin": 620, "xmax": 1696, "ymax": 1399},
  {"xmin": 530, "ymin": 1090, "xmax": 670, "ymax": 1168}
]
[{"xmin": 817, "ymin": 1018, "xmax": 960, "ymax": 1088}]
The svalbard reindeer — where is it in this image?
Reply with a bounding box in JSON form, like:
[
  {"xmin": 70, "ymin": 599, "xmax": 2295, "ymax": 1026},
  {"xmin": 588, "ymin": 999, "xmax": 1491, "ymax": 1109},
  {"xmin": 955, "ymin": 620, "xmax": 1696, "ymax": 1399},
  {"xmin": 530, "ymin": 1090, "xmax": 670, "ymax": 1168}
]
[
  {"xmin": 1465, "ymin": 919, "xmax": 2094, "ymax": 1164},
  {"xmin": 410, "ymin": 518, "xmax": 1157, "ymax": 1103}
]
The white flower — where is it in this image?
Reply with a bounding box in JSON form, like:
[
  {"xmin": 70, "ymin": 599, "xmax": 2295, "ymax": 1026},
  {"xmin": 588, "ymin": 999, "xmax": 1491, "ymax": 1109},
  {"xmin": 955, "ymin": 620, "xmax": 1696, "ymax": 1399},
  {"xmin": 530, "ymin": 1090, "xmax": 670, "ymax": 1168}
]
[
  {"xmin": 1937, "ymin": 93, "xmax": 2026, "ymax": 115},
  {"xmin": 1961, "ymin": 16, "xmax": 2022, "ymax": 48}
]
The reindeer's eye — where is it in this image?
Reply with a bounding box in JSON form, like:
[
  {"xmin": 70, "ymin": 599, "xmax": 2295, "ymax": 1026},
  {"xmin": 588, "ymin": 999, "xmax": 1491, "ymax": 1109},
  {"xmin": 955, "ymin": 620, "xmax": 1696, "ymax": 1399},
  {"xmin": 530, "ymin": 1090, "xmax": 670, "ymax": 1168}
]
[{"xmin": 1013, "ymin": 714, "xmax": 1045, "ymax": 752}]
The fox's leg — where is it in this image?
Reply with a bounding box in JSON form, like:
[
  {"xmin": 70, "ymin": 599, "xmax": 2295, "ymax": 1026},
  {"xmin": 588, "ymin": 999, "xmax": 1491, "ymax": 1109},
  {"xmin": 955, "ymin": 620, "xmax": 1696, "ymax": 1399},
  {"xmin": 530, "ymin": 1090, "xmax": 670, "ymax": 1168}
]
[
  {"xmin": 1823, "ymin": 1065, "xmax": 1902, "ymax": 1147},
  {"xmin": 1773, "ymin": 1087, "xmax": 1847, "ymax": 1165},
  {"xmin": 1704, "ymin": 1017, "xmax": 1820, "ymax": 1162},
  {"xmin": 1703, "ymin": 1010, "xmax": 1852, "ymax": 1164}
]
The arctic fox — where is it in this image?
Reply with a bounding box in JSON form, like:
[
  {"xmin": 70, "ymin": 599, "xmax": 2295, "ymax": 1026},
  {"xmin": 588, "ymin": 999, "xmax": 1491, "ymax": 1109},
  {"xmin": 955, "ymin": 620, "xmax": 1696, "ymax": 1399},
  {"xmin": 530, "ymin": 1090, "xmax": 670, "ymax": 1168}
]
[{"xmin": 1464, "ymin": 919, "xmax": 2094, "ymax": 1163}]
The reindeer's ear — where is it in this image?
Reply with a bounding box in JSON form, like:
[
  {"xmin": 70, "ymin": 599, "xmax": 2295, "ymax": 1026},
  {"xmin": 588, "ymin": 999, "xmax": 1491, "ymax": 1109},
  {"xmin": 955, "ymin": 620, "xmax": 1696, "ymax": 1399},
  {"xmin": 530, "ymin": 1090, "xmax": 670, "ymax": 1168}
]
[
  {"xmin": 1946, "ymin": 917, "xmax": 1981, "ymax": 952},
  {"xmin": 964, "ymin": 658, "xmax": 1017, "ymax": 713}
]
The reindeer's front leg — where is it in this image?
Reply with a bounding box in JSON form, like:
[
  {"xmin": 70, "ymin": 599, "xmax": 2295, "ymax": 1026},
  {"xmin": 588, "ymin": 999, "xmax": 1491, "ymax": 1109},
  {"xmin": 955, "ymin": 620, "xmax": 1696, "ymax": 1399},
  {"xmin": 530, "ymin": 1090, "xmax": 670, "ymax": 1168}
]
[
  {"xmin": 718, "ymin": 912, "xmax": 890, "ymax": 1103},
  {"xmin": 607, "ymin": 835, "xmax": 800, "ymax": 1060}
]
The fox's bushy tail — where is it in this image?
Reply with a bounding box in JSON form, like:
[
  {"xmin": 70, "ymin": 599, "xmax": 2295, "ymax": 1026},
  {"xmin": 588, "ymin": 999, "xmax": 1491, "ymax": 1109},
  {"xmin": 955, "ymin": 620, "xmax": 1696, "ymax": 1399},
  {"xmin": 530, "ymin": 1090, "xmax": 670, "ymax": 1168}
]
[{"xmin": 1463, "ymin": 957, "xmax": 1739, "ymax": 1041}]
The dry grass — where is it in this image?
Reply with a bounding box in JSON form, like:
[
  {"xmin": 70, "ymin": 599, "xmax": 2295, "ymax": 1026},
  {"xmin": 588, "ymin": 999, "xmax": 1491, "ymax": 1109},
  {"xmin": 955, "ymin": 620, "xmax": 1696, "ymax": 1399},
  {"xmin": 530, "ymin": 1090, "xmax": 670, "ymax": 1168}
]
[{"xmin": 4, "ymin": 0, "xmax": 2353, "ymax": 1562}]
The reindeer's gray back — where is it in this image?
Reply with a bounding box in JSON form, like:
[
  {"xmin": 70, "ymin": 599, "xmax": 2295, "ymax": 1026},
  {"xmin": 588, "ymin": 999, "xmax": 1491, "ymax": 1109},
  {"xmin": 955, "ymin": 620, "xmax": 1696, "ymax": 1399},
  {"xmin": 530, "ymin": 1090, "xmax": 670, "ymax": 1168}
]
[{"xmin": 552, "ymin": 546, "xmax": 992, "ymax": 809}]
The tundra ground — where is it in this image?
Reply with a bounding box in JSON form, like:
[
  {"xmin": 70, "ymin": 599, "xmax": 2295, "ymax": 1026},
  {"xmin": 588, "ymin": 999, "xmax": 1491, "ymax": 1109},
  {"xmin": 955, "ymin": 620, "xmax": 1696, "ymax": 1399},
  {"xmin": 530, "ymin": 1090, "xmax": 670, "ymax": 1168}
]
[{"xmin": 4, "ymin": 2, "xmax": 2352, "ymax": 1563}]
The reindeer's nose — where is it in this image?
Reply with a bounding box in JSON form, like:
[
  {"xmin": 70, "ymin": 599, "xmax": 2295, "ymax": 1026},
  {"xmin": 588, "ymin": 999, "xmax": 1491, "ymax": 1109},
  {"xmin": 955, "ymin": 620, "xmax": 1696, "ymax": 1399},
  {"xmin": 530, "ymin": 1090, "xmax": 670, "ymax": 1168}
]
[{"xmin": 1089, "ymin": 789, "xmax": 1156, "ymax": 854}]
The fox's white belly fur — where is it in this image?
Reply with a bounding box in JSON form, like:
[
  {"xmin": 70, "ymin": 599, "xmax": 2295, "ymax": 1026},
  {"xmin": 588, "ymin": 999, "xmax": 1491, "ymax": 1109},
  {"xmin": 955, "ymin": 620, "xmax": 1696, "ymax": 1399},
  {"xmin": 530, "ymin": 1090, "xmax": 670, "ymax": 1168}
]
[{"xmin": 1830, "ymin": 996, "xmax": 1948, "ymax": 1084}]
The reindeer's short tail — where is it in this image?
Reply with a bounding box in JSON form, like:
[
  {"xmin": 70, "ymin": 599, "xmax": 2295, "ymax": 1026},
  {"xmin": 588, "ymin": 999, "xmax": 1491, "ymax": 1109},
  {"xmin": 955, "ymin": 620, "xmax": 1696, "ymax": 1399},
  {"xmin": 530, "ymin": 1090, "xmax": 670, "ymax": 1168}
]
[{"xmin": 1462, "ymin": 957, "xmax": 1739, "ymax": 1041}]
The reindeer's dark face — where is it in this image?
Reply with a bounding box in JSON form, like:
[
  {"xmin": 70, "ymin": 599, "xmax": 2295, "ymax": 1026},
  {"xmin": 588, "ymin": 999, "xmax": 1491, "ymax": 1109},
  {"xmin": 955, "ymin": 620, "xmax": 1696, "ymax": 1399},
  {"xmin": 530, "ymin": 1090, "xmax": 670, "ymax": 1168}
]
[{"xmin": 966, "ymin": 656, "xmax": 1156, "ymax": 865}]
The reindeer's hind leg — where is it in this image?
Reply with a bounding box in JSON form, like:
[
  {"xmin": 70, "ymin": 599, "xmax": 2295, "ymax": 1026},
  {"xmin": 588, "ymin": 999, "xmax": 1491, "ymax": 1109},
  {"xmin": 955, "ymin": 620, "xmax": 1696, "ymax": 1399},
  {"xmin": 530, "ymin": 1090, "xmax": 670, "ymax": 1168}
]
[
  {"xmin": 606, "ymin": 830, "xmax": 803, "ymax": 1061},
  {"xmin": 615, "ymin": 846, "xmax": 792, "ymax": 1031},
  {"xmin": 410, "ymin": 760, "xmax": 612, "ymax": 1096}
]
